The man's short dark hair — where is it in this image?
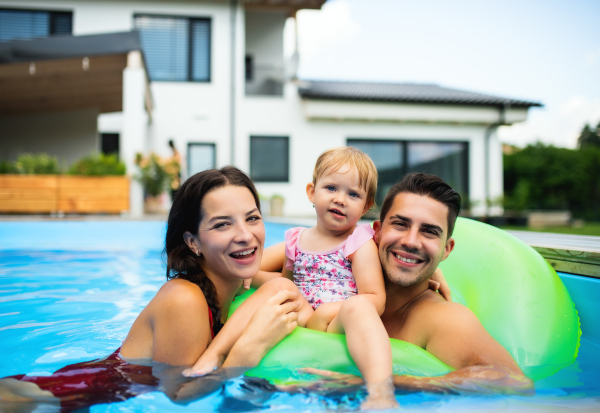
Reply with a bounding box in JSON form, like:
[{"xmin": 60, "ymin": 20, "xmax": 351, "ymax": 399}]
[{"xmin": 379, "ymin": 173, "xmax": 462, "ymax": 238}]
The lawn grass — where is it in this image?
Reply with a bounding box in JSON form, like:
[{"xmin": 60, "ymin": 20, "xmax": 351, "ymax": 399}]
[{"xmin": 499, "ymin": 222, "xmax": 600, "ymax": 237}]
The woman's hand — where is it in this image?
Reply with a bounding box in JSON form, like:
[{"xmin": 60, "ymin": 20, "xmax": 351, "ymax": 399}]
[
  {"xmin": 429, "ymin": 268, "xmax": 452, "ymax": 301},
  {"xmin": 222, "ymin": 290, "xmax": 301, "ymax": 369}
]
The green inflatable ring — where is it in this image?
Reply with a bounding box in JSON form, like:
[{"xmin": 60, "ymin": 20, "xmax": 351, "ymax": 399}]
[{"xmin": 229, "ymin": 218, "xmax": 580, "ymax": 383}]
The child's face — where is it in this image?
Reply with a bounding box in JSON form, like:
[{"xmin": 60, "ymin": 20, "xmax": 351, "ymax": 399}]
[{"xmin": 307, "ymin": 164, "xmax": 369, "ymax": 232}]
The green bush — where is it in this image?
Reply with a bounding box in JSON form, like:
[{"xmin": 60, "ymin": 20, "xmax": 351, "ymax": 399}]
[
  {"xmin": 504, "ymin": 143, "xmax": 600, "ymax": 221},
  {"xmin": 0, "ymin": 160, "xmax": 15, "ymax": 174},
  {"xmin": 12, "ymin": 153, "xmax": 60, "ymax": 174},
  {"xmin": 68, "ymin": 153, "xmax": 126, "ymax": 176}
]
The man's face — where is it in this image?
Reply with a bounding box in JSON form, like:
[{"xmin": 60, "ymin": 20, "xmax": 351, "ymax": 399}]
[{"xmin": 374, "ymin": 192, "xmax": 455, "ymax": 288}]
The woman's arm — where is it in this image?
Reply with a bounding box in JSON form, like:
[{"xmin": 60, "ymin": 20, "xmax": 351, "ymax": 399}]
[
  {"xmin": 349, "ymin": 239, "xmax": 386, "ymax": 315},
  {"xmin": 222, "ymin": 290, "xmax": 301, "ymax": 368}
]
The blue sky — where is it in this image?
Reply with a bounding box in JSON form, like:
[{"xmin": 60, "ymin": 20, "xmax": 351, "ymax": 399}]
[{"xmin": 287, "ymin": 0, "xmax": 600, "ymax": 148}]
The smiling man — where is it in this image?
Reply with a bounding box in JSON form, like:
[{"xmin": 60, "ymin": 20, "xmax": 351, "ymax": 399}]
[{"xmin": 371, "ymin": 172, "xmax": 530, "ymax": 392}]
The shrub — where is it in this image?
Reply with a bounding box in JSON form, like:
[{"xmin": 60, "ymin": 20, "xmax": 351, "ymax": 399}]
[
  {"xmin": 0, "ymin": 160, "xmax": 15, "ymax": 174},
  {"xmin": 12, "ymin": 153, "xmax": 60, "ymax": 174},
  {"xmin": 504, "ymin": 143, "xmax": 600, "ymax": 221},
  {"xmin": 68, "ymin": 153, "xmax": 126, "ymax": 176}
]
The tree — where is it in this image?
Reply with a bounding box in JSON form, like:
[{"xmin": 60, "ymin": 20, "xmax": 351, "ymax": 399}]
[{"xmin": 577, "ymin": 123, "xmax": 600, "ymax": 149}]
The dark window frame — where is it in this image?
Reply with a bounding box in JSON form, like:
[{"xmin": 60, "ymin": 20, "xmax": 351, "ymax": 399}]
[
  {"xmin": 250, "ymin": 136, "xmax": 289, "ymax": 183},
  {"xmin": 0, "ymin": 8, "xmax": 73, "ymax": 42},
  {"xmin": 187, "ymin": 142, "xmax": 216, "ymax": 177},
  {"xmin": 347, "ymin": 138, "xmax": 470, "ymax": 201},
  {"xmin": 133, "ymin": 13, "xmax": 212, "ymax": 83}
]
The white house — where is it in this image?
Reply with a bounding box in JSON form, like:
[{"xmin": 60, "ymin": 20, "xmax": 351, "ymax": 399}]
[{"xmin": 0, "ymin": 0, "xmax": 541, "ymax": 217}]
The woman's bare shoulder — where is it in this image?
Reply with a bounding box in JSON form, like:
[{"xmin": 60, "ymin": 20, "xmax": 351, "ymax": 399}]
[{"xmin": 154, "ymin": 278, "xmax": 208, "ymax": 308}]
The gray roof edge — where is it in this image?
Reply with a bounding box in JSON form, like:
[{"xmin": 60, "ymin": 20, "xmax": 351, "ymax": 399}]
[
  {"xmin": 0, "ymin": 31, "xmax": 141, "ymax": 64},
  {"xmin": 297, "ymin": 79, "xmax": 543, "ymax": 108}
]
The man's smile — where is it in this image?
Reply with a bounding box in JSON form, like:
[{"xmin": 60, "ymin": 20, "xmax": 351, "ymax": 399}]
[{"xmin": 391, "ymin": 250, "xmax": 427, "ymax": 267}]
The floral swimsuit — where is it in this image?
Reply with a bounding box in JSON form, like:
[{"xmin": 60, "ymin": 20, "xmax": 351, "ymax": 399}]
[{"xmin": 284, "ymin": 223, "xmax": 375, "ymax": 309}]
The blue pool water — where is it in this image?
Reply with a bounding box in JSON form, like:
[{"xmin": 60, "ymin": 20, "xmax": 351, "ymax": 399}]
[{"xmin": 1, "ymin": 221, "xmax": 599, "ymax": 412}]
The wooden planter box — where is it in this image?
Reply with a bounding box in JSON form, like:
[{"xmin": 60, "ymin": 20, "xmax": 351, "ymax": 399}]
[
  {"xmin": 0, "ymin": 175, "xmax": 129, "ymax": 214},
  {"xmin": 0, "ymin": 175, "xmax": 58, "ymax": 213}
]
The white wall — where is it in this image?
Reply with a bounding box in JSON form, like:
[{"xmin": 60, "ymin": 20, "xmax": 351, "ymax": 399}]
[
  {"xmin": 0, "ymin": 109, "xmax": 99, "ymax": 169},
  {"xmin": 238, "ymin": 83, "xmax": 503, "ymax": 217}
]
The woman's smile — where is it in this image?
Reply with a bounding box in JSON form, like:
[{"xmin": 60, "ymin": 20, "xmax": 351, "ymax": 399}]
[{"xmin": 198, "ymin": 185, "xmax": 265, "ymax": 281}]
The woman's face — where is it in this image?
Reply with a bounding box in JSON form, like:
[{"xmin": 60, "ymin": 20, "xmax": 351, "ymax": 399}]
[{"xmin": 195, "ymin": 185, "xmax": 265, "ymax": 282}]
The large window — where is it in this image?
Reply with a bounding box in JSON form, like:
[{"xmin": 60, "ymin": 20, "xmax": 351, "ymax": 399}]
[
  {"xmin": 0, "ymin": 8, "xmax": 72, "ymax": 42},
  {"xmin": 134, "ymin": 15, "xmax": 211, "ymax": 82},
  {"xmin": 188, "ymin": 143, "xmax": 215, "ymax": 176},
  {"xmin": 250, "ymin": 136, "xmax": 289, "ymax": 182},
  {"xmin": 348, "ymin": 139, "xmax": 468, "ymax": 207}
]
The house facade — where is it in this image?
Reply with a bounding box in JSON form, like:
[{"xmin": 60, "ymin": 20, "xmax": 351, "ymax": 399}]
[{"xmin": 0, "ymin": 0, "xmax": 540, "ymax": 216}]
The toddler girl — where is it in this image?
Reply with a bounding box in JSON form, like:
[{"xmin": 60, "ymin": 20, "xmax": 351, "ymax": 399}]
[
  {"xmin": 279, "ymin": 147, "xmax": 397, "ymax": 408},
  {"xmin": 186, "ymin": 147, "xmax": 414, "ymax": 408}
]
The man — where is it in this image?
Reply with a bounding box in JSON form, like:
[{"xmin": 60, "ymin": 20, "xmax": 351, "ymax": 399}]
[
  {"xmin": 301, "ymin": 172, "xmax": 531, "ymax": 393},
  {"xmin": 372, "ymin": 172, "xmax": 530, "ymax": 392}
]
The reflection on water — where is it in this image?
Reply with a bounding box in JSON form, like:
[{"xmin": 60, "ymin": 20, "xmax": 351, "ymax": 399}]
[{"xmin": 0, "ymin": 239, "xmax": 599, "ymax": 411}]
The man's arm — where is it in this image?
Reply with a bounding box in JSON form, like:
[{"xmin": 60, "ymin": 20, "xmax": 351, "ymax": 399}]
[{"xmin": 393, "ymin": 301, "xmax": 532, "ymax": 393}]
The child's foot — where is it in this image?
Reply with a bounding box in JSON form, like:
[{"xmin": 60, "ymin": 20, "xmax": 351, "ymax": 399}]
[
  {"xmin": 181, "ymin": 351, "xmax": 225, "ymax": 377},
  {"xmin": 360, "ymin": 378, "xmax": 399, "ymax": 410}
]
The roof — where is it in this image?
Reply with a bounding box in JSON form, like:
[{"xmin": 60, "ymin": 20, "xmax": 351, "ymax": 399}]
[
  {"xmin": 298, "ymin": 80, "xmax": 542, "ymax": 108},
  {"xmin": 0, "ymin": 31, "xmax": 141, "ymax": 64}
]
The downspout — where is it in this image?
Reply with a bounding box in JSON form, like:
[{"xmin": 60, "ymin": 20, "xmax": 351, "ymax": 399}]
[
  {"xmin": 484, "ymin": 102, "xmax": 509, "ymax": 215},
  {"xmin": 229, "ymin": 0, "xmax": 238, "ymax": 166}
]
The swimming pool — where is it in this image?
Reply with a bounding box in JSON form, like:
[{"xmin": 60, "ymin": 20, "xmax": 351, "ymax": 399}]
[{"xmin": 1, "ymin": 221, "xmax": 599, "ymax": 412}]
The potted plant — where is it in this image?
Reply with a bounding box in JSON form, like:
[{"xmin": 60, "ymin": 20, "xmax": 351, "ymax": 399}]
[{"xmin": 134, "ymin": 153, "xmax": 171, "ymax": 213}]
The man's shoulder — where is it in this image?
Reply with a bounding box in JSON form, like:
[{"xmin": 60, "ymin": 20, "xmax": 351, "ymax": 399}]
[
  {"xmin": 409, "ymin": 291, "xmax": 477, "ymax": 321},
  {"xmin": 388, "ymin": 290, "xmax": 481, "ymax": 344}
]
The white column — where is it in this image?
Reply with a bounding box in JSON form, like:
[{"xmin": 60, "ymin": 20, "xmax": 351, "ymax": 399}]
[
  {"xmin": 488, "ymin": 127, "xmax": 504, "ymax": 216},
  {"xmin": 121, "ymin": 51, "xmax": 147, "ymax": 217}
]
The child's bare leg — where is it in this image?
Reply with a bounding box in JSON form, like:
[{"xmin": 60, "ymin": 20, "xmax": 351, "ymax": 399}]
[
  {"xmin": 327, "ymin": 295, "xmax": 398, "ymax": 410},
  {"xmin": 183, "ymin": 278, "xmax": 313, "ymax": 376}
]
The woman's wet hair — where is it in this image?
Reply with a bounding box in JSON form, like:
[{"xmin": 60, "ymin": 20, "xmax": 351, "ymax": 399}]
[
  {"xmin": 164, "ymin": 166, "xmax": 261, "ymax": 335},
  {"xmin": 379, "ymin": 172, "xmax": 462, "ymax": 238}
]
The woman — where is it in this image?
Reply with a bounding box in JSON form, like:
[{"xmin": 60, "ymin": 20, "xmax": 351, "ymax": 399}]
[
  {"xmin": 0, "ymin": 167, "xmax": 305, "ymax": 410},
  {"xmin": 120, "ymin": 166, "xmax": 308, "ymax": 366}
]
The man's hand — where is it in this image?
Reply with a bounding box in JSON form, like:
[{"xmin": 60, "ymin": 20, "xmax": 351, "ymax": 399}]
[
  {"xmin": 392, "ymin": 365, "xmax": 533, "ymax": 395},
  {"xmin": 278, "ymin": 366, "xmax": 532, "ymax": 396}
]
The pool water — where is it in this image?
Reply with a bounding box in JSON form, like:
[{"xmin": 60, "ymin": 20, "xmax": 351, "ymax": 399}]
[{"xmin": 1, "ymin": 221, "xmax": 599, "ymax": 412}]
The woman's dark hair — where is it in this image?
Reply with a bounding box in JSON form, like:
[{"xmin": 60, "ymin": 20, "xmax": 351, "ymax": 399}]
[
  {"xmin": 380, "ymin": 172, "xmax": 462, "ymax": 238},
  {"xmin": 164, "ymin": 166, "xmax": 261, "ymax": 335}
]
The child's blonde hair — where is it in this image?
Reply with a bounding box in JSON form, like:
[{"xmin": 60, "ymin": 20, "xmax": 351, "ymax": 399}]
[{"xmin": 313, "ymin": 146, "xmax": 378, "ymax": 209}]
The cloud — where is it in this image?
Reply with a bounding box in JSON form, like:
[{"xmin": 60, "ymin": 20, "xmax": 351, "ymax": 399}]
[
  {"xmin": 499, "ymin": 95, "xmax": 600, "ymax": 148},
  {"xmin": 289, "ymin": 0, "xmax": 361, "ymax": 64}
]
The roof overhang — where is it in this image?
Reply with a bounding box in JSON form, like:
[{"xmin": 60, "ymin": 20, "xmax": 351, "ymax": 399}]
[
  {"xmin": 0, "ymin": 32, "xmax": 151, "ymax": 117},
  {"xmin": 243, "ymin": 0, "xmax": 327, "ymax": 15}
]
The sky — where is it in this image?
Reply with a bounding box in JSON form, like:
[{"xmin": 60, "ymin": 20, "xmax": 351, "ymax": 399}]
[{"xmin": 284, "ymin": 0, "xmax": 600, "ymax": 149}]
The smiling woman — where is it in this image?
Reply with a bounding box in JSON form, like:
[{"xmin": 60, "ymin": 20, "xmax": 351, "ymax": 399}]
[{"xmin": 0, "ymin": 167, "xmax": 305, "ymax": 409}]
